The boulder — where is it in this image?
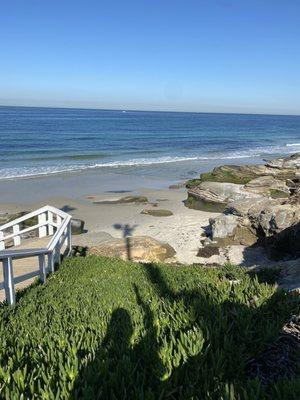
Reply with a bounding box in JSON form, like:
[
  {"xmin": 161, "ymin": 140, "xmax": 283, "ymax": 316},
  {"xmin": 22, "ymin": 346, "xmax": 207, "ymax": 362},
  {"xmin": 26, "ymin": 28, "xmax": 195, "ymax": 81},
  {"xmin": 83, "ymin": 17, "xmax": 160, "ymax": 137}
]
[
  {"xmin": 204, "ymin": 164, "xmax": 278, "ymax": 183},
  {"xmin": 226, "ymin": 197, "xmax": 272, "ymax": 218},
  {"xmin": 141, "ymin": 209, "xmax": 173, "ymax": 217},
  {"xmin": 94, "ymin": 195, "xmax": 148, "ymax": 205},
  {"xmin": 197, "ymin": 246, "xmax": 220, "ymax": 258},
  {"xmin": 71, "ymin": 218, "xmax": 85, "ymax": 235},
  {"xmin": 208, "ymin": 214, "xmax": 257, "ymax": 246},
  {"xmin": 263, "ymin": 222, "xmax": 300, "ymax": 260},
  {"xmin": 209, "ymin": 214, "xmax": 240, "ymax": 239},
  {"xmin": 254, "ymin": 204, "xmax": 300, "ymax": 237},
  {"xmin": 277, "ymin": 258, "xmax": 300, "ymax": 291},
  {"xmin": 244, "ymin": 176, "xmax": 290, "ymax": 196},
  {"xmin": 188, "ymin": 181, "xmax": 261, "ymax": 205},
  {"xmin": 203, "ymin": 162, "xmax": 299, "ymax": 184},
  {"xmin": 89, "ymin": 236, "xmax": 176, "ymax": 262},
  {"xmin": 265, "ymin": 152, "xmax": 300, "ymax": 169}
]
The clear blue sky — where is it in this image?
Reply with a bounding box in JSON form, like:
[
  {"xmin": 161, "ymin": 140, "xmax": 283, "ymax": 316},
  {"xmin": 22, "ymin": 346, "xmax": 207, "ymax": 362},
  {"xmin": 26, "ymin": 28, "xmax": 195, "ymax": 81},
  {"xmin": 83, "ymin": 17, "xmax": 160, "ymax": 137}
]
[{"xmin": 1, "ymin": 0, "xmax": 300, "ymax": 114}]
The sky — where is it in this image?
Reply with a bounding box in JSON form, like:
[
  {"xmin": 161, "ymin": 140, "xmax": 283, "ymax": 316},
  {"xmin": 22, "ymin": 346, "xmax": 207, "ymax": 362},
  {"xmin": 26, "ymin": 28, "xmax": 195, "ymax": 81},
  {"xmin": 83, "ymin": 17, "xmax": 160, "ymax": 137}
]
[{"xmin": 1, "ymin": 0, "xmax": 300, "ymax": 114}]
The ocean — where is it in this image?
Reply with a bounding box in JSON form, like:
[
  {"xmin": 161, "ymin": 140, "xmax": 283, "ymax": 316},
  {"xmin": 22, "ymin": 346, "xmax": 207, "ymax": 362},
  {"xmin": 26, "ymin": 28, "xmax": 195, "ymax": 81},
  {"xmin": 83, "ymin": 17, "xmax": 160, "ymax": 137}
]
[{"xmin": 1, "ymin": 106, "xmax": 300, "ymax": 182}]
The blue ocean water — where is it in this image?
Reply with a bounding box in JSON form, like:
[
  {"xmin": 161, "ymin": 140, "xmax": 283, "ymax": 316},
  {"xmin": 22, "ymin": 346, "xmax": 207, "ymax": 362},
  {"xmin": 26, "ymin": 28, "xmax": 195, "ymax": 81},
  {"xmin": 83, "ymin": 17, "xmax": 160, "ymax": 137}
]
[{"xmin": 0, "ymin": 106, "xmax": 300, "ymax": 181}]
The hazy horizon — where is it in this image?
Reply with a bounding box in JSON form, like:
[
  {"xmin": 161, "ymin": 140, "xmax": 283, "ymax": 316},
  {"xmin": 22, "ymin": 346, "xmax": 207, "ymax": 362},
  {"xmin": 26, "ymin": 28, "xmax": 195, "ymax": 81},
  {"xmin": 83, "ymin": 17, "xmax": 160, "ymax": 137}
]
[{"xmin": 1, "ymin": 103, "xmax": 300, "ymax": 117}]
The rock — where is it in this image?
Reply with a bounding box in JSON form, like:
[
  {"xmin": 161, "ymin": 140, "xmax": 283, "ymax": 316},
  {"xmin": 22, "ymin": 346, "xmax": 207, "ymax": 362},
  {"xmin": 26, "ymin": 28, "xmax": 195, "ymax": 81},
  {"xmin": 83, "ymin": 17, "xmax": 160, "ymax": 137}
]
[
  {"xmin": 187, "ymin": 153, "xmax": 300, "ymax": 262},
  {"xmin": 277, "ymin": 258, "xmax": 300, "ymax": 291},
  {"xmin": 169, "ymin": 182, "xmax": 186, "ymax": 189},
  {"xmin": 209, "ymin": 214, "xmax": 257, "ymax": 246},
  {"xmin": 255, "ymin": 204, "xmax": 300, "ymax": 236},
  {"xmin": 263, "ymin": 222, "xmax": 300, "ymax": 260},
  {"xmin": 71, "ymin": 218, "xmax": 85, "ymax": 235},
  {"xmin": 266, "ymin": 152, "xmax": 300, "ymax": 169},
  {"xmin": 89, "ymin": 236, "xmax": 176, "ymax": 262},
  {"xmin": 94, "ymin": 195, "xmax": 148, "ymax": 205},
  {"xmin": 210, "ymin": 215, "xmax": 240, "ymax": 239},
  {"xmin": 197, "ymin": 246, "xmax": 220, "ymax": 258},
  {"xmin": 244, "ymin": 176, "xmax": 290, "ymax": 196},
  {"xmin": 202, "ymin": 162, "xmax": 299, "ymax": 184},
  {"xmin": 188, "ymin": 181, "xmax": 261, "ymax": 205},
  {"xmin": 226, "ymin": 197, "xmax": 272, "ymax": 217},
  {"xmin": 71, "ymin": 245, "xmax": 88, "ymax": 257},
  {"xmin": 184, "ymin": 195, "xmax": 226, "ymax": 212},
  {"xmin": 185, "ymin": 179, "xmax": 202, "ymax": 189},
  {"xmin": 202, "ymin": 164, "xmax": 274, "ymax": 184},
  {"xmin": 141, "ymin": 209, "xmax": 173, "ymax": 217}
]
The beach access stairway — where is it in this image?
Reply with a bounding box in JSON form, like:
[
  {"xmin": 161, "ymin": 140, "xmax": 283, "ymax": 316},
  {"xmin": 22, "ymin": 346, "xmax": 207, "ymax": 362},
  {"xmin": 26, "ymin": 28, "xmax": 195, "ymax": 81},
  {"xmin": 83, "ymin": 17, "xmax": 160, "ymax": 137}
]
[{"xmin": 0, "ymin": 205, "xmax": 72, "ymax": 305}]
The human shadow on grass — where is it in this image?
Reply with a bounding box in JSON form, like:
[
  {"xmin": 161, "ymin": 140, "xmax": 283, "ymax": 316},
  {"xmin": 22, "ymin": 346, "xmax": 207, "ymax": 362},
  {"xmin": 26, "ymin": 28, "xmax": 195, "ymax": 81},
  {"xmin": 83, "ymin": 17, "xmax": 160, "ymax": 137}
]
[
  {"xmin": 72, "ymin": 288, "xmax": 163, "ymax": 399},
  {"xmin": 144, "ymin": 264, "xmax": 300, "ymax": 397},
  {"xmin": 72, "ymin": 264, "xmax": 299, "ymax": 399}
]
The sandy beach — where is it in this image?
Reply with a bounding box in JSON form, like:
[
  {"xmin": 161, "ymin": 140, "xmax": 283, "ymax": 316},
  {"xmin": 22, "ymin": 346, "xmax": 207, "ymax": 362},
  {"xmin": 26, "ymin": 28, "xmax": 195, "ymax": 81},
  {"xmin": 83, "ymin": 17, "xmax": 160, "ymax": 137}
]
[{"xmin": 0, "ymin": 176, "xmax": 219, "ymax": 264}]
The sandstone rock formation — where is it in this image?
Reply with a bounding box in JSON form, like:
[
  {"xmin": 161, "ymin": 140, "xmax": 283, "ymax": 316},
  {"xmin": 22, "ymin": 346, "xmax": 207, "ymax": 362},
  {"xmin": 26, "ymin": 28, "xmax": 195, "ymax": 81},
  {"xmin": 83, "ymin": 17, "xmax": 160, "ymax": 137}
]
[
  {"xmin": 188, "ymin": 181, "xmax": 261, "ymax": 206},
  {"xmin": 89, "ymin": 236, "xmax": 176, "ymax": 262},
  {"xmin": 186, "ymin": 153, "xmax": 300, "ymax": 211},
  {"xmin": 188, "ymin": 153, "xmax": 300, "ymax": 278}
]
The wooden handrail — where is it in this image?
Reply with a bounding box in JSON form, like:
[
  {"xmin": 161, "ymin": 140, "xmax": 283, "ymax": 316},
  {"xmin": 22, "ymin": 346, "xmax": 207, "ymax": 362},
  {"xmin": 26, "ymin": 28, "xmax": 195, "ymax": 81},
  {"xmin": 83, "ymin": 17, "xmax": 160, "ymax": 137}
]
[
  {"xmin": 47, "ymin": 216, "xmax": 71, "ymax": 251},
  {"xmin": 0, "ymin": 205, "xmax": 69, "ymax": 232},
  {"xmin": 0, "ymin": 205, "xmax": 72, "ymax": 305},
  {"xmin": 0, "ymin": 248, "xmax": 48, "ymax": 260},
  {"xmin": 1, "ymin": 220, "xmax": 59, "ymax": 242}
]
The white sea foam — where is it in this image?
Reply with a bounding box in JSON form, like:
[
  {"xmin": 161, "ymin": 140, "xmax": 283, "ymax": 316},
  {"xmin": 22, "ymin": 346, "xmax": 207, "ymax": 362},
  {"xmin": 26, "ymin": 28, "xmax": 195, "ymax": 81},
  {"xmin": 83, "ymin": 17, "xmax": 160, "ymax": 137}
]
[
  {"xmin": 0, "ymin": 145, "xmax": 297, "ymax": 180},
  {"xmin": 286, "ymin": 143, "xmax": 300, "ymax": 147}
]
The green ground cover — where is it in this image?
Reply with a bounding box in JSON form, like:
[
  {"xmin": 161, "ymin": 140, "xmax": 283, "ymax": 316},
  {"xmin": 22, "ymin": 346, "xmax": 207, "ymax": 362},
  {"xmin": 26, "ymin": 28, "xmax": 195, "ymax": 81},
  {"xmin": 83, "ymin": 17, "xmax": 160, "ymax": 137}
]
[{"xmin": 0, "ymin": 257, "xmax": 299, "ymax": 399}]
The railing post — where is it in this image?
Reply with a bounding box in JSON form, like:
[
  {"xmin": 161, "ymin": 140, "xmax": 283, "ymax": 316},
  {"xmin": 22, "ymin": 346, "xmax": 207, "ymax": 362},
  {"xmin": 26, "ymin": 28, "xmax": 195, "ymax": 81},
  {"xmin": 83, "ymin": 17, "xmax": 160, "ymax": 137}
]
[
  {"xmin": 13, "ymin": 224, "xmax": 21, "ymax": 246},
  {"xmin": 38, "ymin": 254, "xmax": 46, "ymax": 283},
  {"xmin": 38, "ymin": 213, "xmax": 47, "ymax": 238},
  {"xmin": 56, "ymin": 215, "xmax": 62, "ymax": 227},
  {"xmin": 3, "ymin": 257, "xmax": 15, "ymax": 305},
  {"xmin": 0, "ymin": 231, "xmax": 4, "ymax": 250},
  {"xmin": 55, "ymin": 243, "xmax": 61, "ymax": 265},
  {"xmin": 48, "ymin": 252, "xmax": 55, "ymax": 274},
  {"xmin": 48, "ymin": 211, "xmax": 54, "ymax": 235},
  {"xmin": 66, "ymin": 223, "xmax": 72, "ymax": 255}
]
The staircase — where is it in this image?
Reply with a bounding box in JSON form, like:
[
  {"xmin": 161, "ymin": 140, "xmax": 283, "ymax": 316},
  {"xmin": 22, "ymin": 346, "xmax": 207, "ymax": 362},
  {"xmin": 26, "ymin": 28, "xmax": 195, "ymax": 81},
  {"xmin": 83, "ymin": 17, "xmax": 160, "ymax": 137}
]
[{"xmin": 0, "ymin": 206, "xmax": 72, "ymax": 305}]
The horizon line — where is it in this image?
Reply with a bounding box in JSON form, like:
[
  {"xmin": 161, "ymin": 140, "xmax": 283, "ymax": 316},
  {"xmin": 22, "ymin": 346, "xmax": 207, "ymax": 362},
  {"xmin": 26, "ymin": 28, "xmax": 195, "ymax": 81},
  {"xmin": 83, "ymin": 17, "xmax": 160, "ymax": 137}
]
[{"xmin": 0, "ymin": 103, "xmax": 300, "ymax": 118}]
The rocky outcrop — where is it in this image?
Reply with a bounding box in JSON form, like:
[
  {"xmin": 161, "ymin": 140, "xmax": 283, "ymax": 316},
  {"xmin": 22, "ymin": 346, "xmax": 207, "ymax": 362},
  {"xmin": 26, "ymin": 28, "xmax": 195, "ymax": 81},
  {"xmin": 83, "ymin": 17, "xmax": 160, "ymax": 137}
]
[
  {"xmin": 209, "ymin": 214, "xmax": 257, "ymax": 246},
  {"xmin": 89, "ymin": 236, "xmax": 176, "ymax": 262},
  {"xmin": 188, "ymin": 181, "xmax": 261, "ymax": 207},
  {"xmin": 244, "ymin": 176, "xmax": 290, "ymax": 197},
  {"xmin": 189, "ymin": 153, "xmax": 300, "ymax": 271},
  {"xmin": 226, "ymin": 197, "xmax": 273, "ymax": 218},
  {"xmin": 186, "ymin": 153, "xmax": 300, "ymax": 211},
  {"xmin": 265, "ymin": 152, "xmax": 300, "ymax": 169}
]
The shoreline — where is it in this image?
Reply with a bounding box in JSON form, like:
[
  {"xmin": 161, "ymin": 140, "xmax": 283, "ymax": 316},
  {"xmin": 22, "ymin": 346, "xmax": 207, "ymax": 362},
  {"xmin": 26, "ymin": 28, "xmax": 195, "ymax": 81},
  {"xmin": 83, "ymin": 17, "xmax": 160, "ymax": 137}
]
[
  {"xmin": 0, "ymin": 155, "xmax": 267, "ymax": 204},
  {"xmin": 0, "ymin": 152, "xmax": 297, "ymax": 267}
]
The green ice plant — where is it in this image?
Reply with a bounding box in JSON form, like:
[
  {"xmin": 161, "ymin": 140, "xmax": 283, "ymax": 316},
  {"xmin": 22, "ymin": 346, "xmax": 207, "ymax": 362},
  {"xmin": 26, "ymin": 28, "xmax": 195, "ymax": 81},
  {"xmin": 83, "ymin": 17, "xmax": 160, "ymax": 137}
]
[{"xmin": 0, "ymin": 256, "xmax": 299, "ymax": 399}]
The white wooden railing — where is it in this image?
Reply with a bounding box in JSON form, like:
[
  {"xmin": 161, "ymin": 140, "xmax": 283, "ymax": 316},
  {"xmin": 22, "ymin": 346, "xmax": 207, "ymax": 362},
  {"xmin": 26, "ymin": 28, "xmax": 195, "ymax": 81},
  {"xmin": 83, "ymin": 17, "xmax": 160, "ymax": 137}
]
[{"xmin": 0, "ymin": 205, "xmax": 72, "ymax": 305}]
